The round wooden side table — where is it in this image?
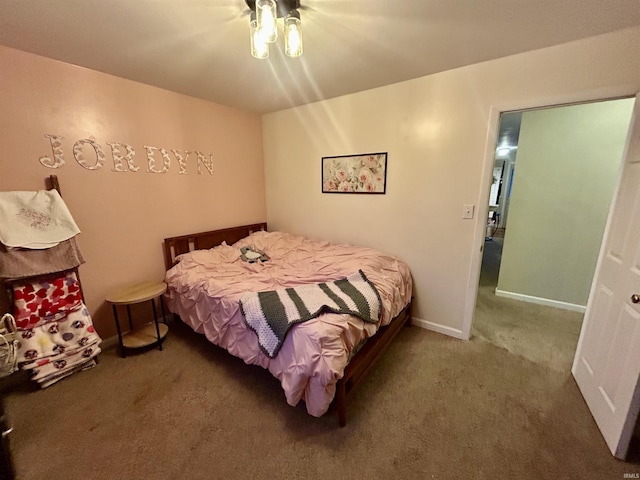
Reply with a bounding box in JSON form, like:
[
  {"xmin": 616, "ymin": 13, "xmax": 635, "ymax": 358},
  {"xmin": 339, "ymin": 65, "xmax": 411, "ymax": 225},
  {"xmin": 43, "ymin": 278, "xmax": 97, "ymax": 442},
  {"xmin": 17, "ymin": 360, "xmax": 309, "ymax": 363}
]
[{"xmin": 106, "ymin": 281, "xmax": 169, "ymax": 358}]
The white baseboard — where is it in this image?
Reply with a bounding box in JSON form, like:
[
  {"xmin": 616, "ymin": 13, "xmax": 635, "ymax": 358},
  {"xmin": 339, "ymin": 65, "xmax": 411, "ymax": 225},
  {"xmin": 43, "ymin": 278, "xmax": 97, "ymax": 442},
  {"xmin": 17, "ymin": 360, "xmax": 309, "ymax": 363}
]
[
  {"xmin": 494, "ymin": 289, "xmax": 586, "ymax": 313},
  {"xmin": 411, "ymin": 316, "xmax": 467, "ymax": 340}
]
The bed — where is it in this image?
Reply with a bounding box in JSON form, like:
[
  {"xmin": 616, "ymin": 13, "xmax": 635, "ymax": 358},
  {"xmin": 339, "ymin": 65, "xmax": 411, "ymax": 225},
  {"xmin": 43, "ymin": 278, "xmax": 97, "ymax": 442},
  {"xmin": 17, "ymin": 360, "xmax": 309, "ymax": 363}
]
[{"xmin": 163, "ymin": 223, "xmax": 413, "ymax": 426}]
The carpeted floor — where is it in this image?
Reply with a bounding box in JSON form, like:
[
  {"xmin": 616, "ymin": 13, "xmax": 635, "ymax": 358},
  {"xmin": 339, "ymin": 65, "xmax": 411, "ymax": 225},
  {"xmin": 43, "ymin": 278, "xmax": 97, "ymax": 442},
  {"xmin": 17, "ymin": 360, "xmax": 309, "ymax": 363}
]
[
  {"xmin": 1, "ymin": 317, "xmax": 638, "ymax": 479},
  {"xmin": 1, "ymin": 242, "xmax": 638, "ymax": 479},
  {"xmin": 472, "ymin": 237, "xmax": 584, "ymax": 373}
]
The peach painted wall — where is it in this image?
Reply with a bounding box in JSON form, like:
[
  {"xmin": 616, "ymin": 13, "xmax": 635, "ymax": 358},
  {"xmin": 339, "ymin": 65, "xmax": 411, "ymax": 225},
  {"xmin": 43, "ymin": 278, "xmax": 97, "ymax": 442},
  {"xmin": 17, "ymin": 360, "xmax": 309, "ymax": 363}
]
[{"xmin": 0, "ymin": 45, "xmax": 266, "ymax": 339}]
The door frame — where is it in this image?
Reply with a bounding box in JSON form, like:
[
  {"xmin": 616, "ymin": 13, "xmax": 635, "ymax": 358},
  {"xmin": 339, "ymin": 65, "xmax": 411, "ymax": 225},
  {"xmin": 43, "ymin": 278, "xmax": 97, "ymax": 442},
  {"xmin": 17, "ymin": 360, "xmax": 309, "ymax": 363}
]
[{"xmin": 461, "ymin": 94, "xmax": 636, "ymax": 341}]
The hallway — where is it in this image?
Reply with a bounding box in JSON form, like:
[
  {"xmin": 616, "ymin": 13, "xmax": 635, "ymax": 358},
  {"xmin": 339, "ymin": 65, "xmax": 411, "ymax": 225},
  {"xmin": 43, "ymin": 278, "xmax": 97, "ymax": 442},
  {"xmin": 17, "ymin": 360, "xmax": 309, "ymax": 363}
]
[{"xmin": 472, "ymin": 237, "xmax": 584, "ymax": 372}]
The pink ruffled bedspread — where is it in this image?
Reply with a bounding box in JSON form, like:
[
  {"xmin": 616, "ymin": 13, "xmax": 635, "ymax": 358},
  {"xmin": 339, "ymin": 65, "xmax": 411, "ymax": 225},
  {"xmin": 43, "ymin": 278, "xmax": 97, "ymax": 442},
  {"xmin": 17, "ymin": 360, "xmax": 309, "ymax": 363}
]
[{"xmin": 164, "ymin": 231, "xmax": 412, "ymax": 417}]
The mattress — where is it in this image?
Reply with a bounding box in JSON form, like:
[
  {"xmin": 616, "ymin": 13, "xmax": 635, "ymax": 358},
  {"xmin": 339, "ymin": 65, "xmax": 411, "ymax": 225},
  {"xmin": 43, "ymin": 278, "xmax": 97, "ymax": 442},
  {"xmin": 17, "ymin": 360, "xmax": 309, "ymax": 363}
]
[{"xmin": 164, "ymin": 230, "xmax": 412, "ymax": 417}]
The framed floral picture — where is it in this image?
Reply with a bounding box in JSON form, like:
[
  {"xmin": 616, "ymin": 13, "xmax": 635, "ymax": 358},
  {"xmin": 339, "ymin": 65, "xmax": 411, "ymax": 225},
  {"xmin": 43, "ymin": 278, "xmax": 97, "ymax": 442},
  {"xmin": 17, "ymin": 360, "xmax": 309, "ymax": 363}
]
[{"xmin": 322, "ymin": 152, "xmax": 387, "ymax": 194}]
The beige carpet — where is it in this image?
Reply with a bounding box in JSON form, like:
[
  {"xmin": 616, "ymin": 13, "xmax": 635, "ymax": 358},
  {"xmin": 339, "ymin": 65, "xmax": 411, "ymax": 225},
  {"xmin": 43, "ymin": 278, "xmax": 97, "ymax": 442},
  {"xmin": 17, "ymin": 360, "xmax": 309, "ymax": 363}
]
[
  {"xmin": 473, "ymin": 237, "xmax": 584, "ymax": 373},
  {"xmin": 1, "ymin": 313, "xmax": 639, "ymax": 480}
]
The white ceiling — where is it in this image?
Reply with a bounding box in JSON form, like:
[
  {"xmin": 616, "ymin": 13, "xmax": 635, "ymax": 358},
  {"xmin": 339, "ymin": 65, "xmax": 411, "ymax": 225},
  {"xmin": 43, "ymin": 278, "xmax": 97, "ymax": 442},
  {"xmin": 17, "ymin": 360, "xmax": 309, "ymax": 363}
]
[{"xmin": 2, "ymin": 0, "xmax": 640, "ymax": 114}]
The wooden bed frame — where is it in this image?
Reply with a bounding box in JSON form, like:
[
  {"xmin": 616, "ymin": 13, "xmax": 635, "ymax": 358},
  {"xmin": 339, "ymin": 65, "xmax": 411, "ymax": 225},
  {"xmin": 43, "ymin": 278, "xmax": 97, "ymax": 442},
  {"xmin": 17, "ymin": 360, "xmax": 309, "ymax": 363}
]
[{"xmin": 163, "ymin": 223, "xmax": 412, "ymax": 426}]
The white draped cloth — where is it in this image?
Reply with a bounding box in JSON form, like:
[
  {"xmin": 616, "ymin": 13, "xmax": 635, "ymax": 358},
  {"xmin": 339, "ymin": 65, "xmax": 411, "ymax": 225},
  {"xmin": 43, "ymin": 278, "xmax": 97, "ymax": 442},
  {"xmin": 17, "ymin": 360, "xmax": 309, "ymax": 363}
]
[{"xmin": 0, "ymin": 190, "xmax": 80, "ymax": 249}]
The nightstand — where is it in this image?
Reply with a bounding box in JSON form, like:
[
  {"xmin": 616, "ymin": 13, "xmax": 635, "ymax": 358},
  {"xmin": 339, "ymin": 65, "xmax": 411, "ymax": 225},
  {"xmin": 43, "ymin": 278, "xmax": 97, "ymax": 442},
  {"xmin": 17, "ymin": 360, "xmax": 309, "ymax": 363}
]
[{"xmin": 106, "ymin": 281, "xmax": 169, "ymax": 358}]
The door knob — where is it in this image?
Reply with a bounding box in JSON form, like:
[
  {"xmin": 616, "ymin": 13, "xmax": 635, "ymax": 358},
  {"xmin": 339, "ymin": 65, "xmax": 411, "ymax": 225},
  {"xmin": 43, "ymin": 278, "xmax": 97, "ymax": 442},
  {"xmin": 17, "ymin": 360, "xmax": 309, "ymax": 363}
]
[{"xmin": 633, "ymin": 294, "xmax": 640, "ymax": 304}]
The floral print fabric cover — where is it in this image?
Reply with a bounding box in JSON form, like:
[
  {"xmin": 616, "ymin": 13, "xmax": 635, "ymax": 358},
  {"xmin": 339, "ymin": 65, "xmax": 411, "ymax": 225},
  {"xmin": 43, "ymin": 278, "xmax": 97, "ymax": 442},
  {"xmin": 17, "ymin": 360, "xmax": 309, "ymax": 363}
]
[
  {"xmin": 17, "ymin": 303, "xmax": 101, "ymax": 387},
  {"xmin": 17, "ymin": 304, "xmax": 101, "ymax": 367},
  {"xmin": 12, "ymin": 270, "xmax": 82, "ymax": 329},
  {"xmin": 164, "ymin": 230, "xmax": 412, "ymax": 418}
]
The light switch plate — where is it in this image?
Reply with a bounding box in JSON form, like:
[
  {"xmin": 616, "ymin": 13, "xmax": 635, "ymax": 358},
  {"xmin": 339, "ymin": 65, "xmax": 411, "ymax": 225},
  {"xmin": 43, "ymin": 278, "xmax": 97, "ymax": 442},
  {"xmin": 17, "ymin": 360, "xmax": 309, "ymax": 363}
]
[{"xmin": 463, "ymin": 204, "xmax": 475, "ymax": 219}]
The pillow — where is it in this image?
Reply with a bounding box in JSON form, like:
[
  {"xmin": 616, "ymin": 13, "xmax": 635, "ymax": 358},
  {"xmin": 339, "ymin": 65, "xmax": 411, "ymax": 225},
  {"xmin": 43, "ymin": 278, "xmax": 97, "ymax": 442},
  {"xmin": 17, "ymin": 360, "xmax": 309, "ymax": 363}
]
[
  {"xmin": 176, "ymin": 243, "xmax": 242, "ymax": 267},
  {"xmin": 12, "ymin": 270, "xmax": 83, "ymax": 330}
]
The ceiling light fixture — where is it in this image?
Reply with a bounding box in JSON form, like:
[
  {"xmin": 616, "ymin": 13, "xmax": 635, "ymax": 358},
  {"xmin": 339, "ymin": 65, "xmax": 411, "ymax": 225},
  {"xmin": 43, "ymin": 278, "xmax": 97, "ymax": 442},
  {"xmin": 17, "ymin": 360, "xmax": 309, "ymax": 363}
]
[{"xmin": 246, "ymin": 0, "xmax": 303, "ymax": 59}]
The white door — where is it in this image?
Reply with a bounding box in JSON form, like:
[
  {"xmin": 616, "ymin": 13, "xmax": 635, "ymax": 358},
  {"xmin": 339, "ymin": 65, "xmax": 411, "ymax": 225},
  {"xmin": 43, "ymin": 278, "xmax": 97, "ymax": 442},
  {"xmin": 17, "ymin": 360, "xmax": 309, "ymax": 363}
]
[{"xmin": 572, "ymin": 93, "xmax": 640, "ymax": 459}]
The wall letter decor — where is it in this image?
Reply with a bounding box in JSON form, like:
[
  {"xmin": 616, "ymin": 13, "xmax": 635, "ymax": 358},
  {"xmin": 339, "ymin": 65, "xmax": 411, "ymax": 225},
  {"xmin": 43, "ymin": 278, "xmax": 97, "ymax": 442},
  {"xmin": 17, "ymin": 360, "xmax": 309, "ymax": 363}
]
[
  {"xmin": 108, "ymin": 142, "xmax": 139, "ymax": 172},
  {"xmin": 144, "ymin": 146, "xmax": 171, "ymax": 174},
  {"xmin": 171, "ymin": 149, "xmax": 190, "ymax": 175},
  {"xmin": 196, "ymin": 152, "xmax": 214, "ymax": 175},
  {"xmin": 73, "ymin": 139, "xmax": 106, "ymax": 170},
  {"xmin": 39, "ymin": 134, "xmax": 66, "ymax": 169},
  {"xmin": 37, "ymin": 134, "xmax": 214, "ymax": 175}
]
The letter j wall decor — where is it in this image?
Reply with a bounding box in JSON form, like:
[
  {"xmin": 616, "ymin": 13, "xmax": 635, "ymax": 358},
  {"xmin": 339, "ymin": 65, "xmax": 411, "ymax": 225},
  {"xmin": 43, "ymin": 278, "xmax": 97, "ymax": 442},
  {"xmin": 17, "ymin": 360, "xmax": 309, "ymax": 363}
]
[{"xmin": 322, "ymin": 152, "xmax": 387, "ymax": 194}]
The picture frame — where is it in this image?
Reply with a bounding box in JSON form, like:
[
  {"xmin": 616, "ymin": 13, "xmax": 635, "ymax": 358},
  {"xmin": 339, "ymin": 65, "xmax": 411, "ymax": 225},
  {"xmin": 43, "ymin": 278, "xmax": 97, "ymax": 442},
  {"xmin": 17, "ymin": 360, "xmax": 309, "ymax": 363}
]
[{"xmin": 321, "ymin": 152, "xmax": 387, "ymax": 194}]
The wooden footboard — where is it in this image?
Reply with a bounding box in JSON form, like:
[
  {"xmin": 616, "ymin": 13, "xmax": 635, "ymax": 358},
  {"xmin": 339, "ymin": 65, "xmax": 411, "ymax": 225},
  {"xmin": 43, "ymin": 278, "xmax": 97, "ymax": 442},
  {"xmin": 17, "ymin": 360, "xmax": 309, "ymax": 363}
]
[{"xmin": 335, "ymin": 300, "xmax": 412, "ymax": 426}]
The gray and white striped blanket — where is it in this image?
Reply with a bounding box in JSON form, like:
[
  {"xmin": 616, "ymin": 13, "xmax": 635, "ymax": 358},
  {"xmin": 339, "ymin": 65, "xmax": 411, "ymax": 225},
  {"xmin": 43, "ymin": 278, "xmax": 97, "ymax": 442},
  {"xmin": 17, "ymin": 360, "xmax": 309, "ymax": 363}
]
[{"xmin": 239, "ymin": 270, "xmax": 382, "ymax": 358}]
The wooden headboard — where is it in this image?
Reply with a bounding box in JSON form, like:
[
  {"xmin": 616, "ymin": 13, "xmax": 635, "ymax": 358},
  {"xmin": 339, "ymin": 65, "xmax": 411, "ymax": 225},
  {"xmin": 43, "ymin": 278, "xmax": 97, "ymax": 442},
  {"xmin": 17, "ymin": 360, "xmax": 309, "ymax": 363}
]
[{"xmin": 163, "ymin": 222, "xmax": 267, "ymax": 270}]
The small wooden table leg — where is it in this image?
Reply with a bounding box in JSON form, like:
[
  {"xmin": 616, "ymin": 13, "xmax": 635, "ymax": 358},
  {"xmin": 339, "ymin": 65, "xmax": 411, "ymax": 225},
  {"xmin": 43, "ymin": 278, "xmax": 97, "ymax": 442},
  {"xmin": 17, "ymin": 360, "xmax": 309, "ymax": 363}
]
[
  {"xmin": 150, "ymin": 298, "xmax": 162, "ymax": 351},
  {"xmin": 126, "ymin": 305, "xmax": 134, "ymax": 332},
  {"xmin": 112, "ymin": 304, "xmax": 126, "ymax": 358}
]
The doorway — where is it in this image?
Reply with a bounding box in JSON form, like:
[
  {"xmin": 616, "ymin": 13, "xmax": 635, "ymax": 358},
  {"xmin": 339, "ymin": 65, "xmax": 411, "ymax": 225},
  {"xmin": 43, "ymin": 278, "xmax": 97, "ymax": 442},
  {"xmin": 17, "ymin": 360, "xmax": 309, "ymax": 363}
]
[{"xmin": 472, "ymin": 97, "xmax": 635, "ymax": 372}]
